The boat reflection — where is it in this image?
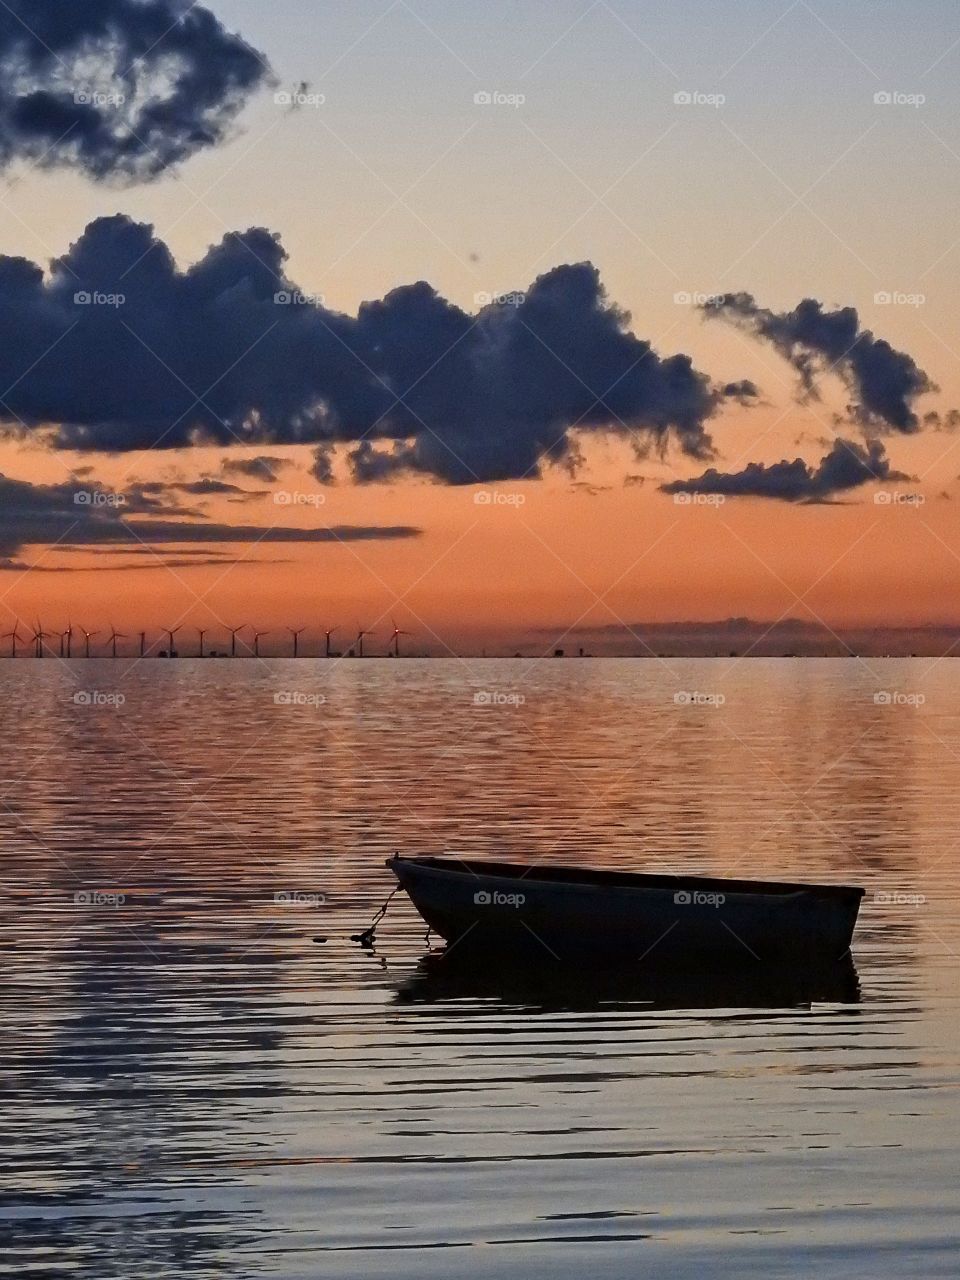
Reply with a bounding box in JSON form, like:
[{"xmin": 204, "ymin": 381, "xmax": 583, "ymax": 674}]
[{"xmin": 394, "ymin": 949, "xmax": 861, "ymax": 1012}]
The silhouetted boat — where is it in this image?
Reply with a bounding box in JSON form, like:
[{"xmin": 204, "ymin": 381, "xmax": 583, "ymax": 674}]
[{"xmin": 387, "ymin": 855, "xmax": 864, "ymax": 963}]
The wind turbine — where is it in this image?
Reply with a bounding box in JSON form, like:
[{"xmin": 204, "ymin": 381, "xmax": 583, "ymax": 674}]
[
  {"xmin": 80, "ymin": 628, "xmax": 99, "ymax": 658},
  {"xmin": 355, "ymin": 626, "xmax": 375, "ymax": 658},
  {"xmin": 252, "ymin": 629, "xmax": 270, "ymax": 657},
  {"xmin": 32, "ymin": 621, "xmax": 50, "ymax": 658},
  {"xmin": 108, "ymin": 626, "xmax": 126, "ymax": 658},
  {"xmin": 163, "ymin": 626, "xmax": 181, "ymax": 657},
  {"xmin": 197, "ymin": 627, "xmax": 208, "ymax": 658},
  {"xmin": 139, "ymin": 631, "xmax": 146, "ymax": 658},
  {"xmin": 323, "ymin": 627, "xmax": 337, "ymax": 658},
  {"xmin": 388, "ymin": 620, "xmax": 411, "ymax": 657},
  {"xmin": 2, "ymin": 621, "xmax": 23, "ymax": 657},
  {"xmin": 227, "ymin": 625, "xmax": 247, "ymax": 657},
  {"xmin": 288, "ymin": 626, "xmax": 305, "ymax": 658},
  {"xmin": 60, "ymin": 623, "xmax": 75, "ymax": 658}
]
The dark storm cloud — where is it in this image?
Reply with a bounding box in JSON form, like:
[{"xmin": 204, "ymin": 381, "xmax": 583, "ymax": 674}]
[
  {"xmin": 0, "ymin": 556, "xmax": 294, "ymax": 573},
  {"xmin": 0, "ymin": 219, "xmax": 728, "ymax": 483},
  {"xmin": 135, "ymin": 477, "xmax": 266, "ymax": 499},
  {"xmin": 0, "ymin": 473, "xmax": 420, "ymax": 558},
  {"xmin": 57, "ymin": 546, "xmax": 236, "ymax": 557},
  {"xmin": 0, "ymin": 1, "xmax": 270, "ymax": 181},
  {"xmin": 703, "ymin": 293, "xmax": 936, "ymax": 433},
  {"xmin": 176, "ymin": 478, "xmax": 247, "ymax": 496},
  {"xmin": 221, "ymin": 455, "xmax": 288, "ymax": 483},
  {"xmin": 342, "ymin": 264, "xmax": 721, "ymax": 483},
  {"xmin": 721, "ymin": 379, "xmax": 760, "ymax": 403},
  {"xmin": 661, "ymin": 438, "xmax": 910, "ymax": 503},
  {"xmin": 923, "ymin": 409, "xmax": 960, "ymax": 432}
]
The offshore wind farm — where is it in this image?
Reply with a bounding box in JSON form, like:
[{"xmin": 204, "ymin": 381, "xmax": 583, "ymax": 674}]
[{"xmin": 0, "ymin": 621, "xmax": 421, "ymax": 659}]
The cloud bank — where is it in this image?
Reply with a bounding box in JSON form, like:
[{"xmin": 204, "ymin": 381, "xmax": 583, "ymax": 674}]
[
  {"xmin": 656, "ymin": 291, "xmax": 941, "ymax": 502},
  {"xmin": 702, "ymin": 293, "xmax": 935, "ymax": 433},
  {"xmin": 0, "ymin": 474, "xmax": 419, "ymax": 559},
  {"xmin": 661, "ymin": 438, "xmax": 910, "ymax": 503},
  {"xmin": 0, "ymin": 0, "xmax": 270, "ymax": 181},
  {"xmin": 0, "ymin": 217, "xmax": 745, "ymax": 484}
]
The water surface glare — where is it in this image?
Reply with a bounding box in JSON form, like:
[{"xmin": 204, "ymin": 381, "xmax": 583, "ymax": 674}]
[{"xmin": 2, "ymin": 658, "xmax": 958, "ymax": 1277}]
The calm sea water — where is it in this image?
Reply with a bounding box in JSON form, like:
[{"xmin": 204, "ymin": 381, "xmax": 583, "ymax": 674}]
[{"xmin": 2, "ymin": 657, "xmax": 958, "ymax": 1278}]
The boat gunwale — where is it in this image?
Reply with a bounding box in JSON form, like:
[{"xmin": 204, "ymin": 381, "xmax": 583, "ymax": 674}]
[{"xmin": 389, "ymin": 854, "xmax": 864, "ymax": 901}]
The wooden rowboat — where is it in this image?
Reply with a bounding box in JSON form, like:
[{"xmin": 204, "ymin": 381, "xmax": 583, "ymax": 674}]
[{"xmin": 387, "ymin": 854, "xmax": 864, "ymax": 963}]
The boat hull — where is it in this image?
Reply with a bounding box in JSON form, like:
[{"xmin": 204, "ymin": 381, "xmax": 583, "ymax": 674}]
[{"xmin": 388, "ymin": 856, "xmax": 864, "ymax": 964}]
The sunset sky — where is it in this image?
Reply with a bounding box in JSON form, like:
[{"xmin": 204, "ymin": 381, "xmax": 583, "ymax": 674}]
[{"xmin": 3, "ymin": 0, "xmax": 960, "ymax": 653}]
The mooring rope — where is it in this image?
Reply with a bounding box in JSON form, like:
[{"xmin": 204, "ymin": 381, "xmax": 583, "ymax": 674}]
[{"xmin": 349, "ymin": 884, "xmax": 401, "ymax": 948}]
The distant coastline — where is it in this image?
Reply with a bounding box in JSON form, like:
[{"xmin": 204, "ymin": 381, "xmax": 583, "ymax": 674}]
[{"xmin": 3, "ymin": 616, "xmax": 958, "ymax": 660}]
